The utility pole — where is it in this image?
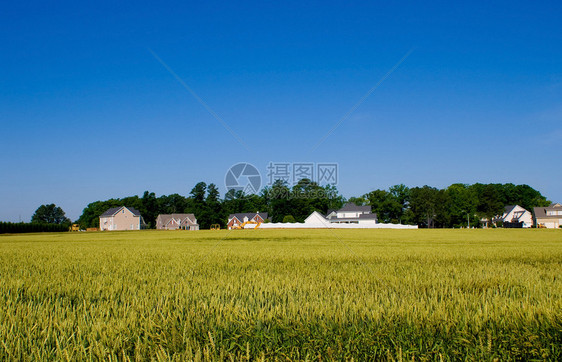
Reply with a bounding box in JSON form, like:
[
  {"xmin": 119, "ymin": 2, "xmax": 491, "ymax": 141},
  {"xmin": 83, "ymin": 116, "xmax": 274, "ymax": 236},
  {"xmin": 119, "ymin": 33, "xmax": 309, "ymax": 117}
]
[{"xmin": 467, "ymin": 213, "xmax": 470, "ymax": 228}]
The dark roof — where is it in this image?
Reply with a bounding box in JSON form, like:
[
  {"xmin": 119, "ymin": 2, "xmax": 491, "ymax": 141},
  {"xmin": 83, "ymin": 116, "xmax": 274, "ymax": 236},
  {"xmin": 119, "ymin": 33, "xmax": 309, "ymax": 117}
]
[
  {"xmin": 128, "ymin": 207, "xmax": 142, "ymax": 216},
  {"xmin": 100, "ymin": 207, "xmax": 121, "ymax": 217},
  {"xmin": 338, "ymin": 202, "xmax": 371, "ymax": 213},
  {"xmin": 100, "ymin": 206, "xmax": 142, "ymax": 217},
  {"xmin": 228, "ymin": 212, "xmax": 268, "ymax": 221},
  {"xmin": 504, "ymin": 205, "xmax": 516, "ymax": 214},
  {"xmin": 359, "ymin": 213, "xmax": 378, "ymax": 220}
]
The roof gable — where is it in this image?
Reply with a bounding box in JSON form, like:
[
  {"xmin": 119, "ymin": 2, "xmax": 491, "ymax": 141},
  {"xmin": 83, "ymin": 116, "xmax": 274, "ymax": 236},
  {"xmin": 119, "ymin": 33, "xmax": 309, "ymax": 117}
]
[
  {"xmin": 100, "ymin": 206, "xmax": 142, "ymax": 217},
  {"xmin": 228, "ymin": 212, "xmax": 268, "ymax": 221}
]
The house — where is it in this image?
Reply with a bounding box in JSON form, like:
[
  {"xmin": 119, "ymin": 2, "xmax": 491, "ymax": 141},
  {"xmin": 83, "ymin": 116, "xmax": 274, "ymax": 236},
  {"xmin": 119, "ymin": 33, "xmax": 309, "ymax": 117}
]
[
  {"xmin": 325, "ymin": 202, "xmax": 378, "ymax": 224},
  {"xmin": 495, "ymin": 205, "xmax": 533, "ymax": 228},
  {"xmin": 156, "ymin": 214, "xmax": 199, "ymax": 230},
  {"xmin": 533, "ymin": 203, "xmax": 562, "ymax": 229},
  {"xmin": 227, "ymin": 212, "xmax": 268, "ymax": 229},
  {"xmin": 99, "ymin": 206, "xmax": 146, "ymax": 231}
]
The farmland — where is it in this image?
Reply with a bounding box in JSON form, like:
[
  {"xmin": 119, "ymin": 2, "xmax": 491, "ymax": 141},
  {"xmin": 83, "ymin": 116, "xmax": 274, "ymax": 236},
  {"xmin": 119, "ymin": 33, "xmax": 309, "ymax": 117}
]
[{"xmin": 1, "ymin": 229, "xmax": 561, "ymax": 360}]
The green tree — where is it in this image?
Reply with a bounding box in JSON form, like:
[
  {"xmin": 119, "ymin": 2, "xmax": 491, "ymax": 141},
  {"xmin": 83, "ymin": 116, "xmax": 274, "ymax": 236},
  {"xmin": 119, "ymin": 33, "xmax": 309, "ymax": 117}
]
[
  {"xmin": 158, "ymin": 193, "xmax": 188, "ymax": 214},
  {"xmin": 205, "ymin": 183, "xmax": 225, "ymax": 227},
  {"xmin": 31, "ymin": 204, "xmax": 71, "ymax": 225},
  {"xmin": 472, "ymin": 183, "xmax": 504, "ymax": 226},
  {"xmin": 190, "ymin": 182, "xmax": 207, "ymax": 204},
  {"xmin": 365, "ymin": 189, "xmax": 400, "ymax": 223},
  {"xmin": 446, "ymin": 184, "xmax": 477, "ymax": 227},
  {"xmin": 409, "ymin": 186, "xmax": 448, "ymax": 228},
  {"xmin": 264, "ymin": 179, "xmax": 293, "ymax": 223},
  {"xmin": 141, "ymin": 191, "xmax": 158, "ymax": 228},
  {"xmin": 389, "ymin": 184, "xmax": 411, "ymax": 223}
]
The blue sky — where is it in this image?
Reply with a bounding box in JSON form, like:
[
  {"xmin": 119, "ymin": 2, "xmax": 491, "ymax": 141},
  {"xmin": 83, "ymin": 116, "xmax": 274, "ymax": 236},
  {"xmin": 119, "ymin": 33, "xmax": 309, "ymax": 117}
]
[{"xmin": 1, "ymin": 1, "xmax": 561, "ymax": 221}]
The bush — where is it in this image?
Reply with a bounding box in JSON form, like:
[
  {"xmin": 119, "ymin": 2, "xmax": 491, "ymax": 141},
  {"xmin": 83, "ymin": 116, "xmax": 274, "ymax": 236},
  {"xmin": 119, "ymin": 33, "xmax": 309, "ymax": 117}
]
[{"xmin": 282, "ymin": 215, "xmax": 296, "ymax": 223}]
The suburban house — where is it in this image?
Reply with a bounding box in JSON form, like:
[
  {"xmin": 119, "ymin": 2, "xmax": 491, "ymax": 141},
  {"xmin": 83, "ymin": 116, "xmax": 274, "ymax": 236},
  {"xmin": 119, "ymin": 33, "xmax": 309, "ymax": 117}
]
[
  {"xmin": 495, "ymin": 205, "xmax": 533, "ymax": 228},
  {"xmin": 228, "ymin": 212, "xmax": 268, "ymax": 229},
  {"xmin": 533, "ymin": 203, "xmax": 562, "ymax": 228},
  {"xmin": 156, "ymin": 214, "xmax": 199, "ymax": 230},
  {"xmin": 325, "ymin": 202, "xmax": 378, "ymax": 224},
  {"xmin": 99, "ymin": 206, "xmax": 146, "ymax": 231}
]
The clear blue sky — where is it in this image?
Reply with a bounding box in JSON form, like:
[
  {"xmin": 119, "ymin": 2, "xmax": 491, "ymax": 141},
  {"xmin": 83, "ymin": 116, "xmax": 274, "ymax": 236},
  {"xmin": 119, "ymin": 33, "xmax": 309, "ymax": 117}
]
[{"xmin": 1, "ymin": 1, "xmax": 561, "ymax": 222}]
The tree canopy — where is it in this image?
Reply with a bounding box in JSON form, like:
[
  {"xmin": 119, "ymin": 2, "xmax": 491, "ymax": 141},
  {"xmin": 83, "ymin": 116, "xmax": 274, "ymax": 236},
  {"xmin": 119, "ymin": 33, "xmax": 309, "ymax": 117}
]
[
  {"xmin": 76, "ymin": 181, "xmax": 550, "ymax": 229},
  {"xmin": 31, "ymin": 204, "xmax": 71, "ymax": 225}
]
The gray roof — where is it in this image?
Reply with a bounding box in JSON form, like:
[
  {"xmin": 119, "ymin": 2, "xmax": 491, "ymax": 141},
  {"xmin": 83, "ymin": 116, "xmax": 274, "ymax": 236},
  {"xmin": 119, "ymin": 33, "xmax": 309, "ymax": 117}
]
[
  {"xmin": 359, "ymin": 213, "xmax": 378, "ymax": 220},
  {"xmin": 338, "ymin": 202, "xmax": 371, "ymax": 213},
  {"xmin": 534, "ymin": 204, "xmax": 562, "ymax": 219},
  {"xmin": 157, "ymin": 213, "xmax": 198, "ymax": 225},
  {"xmin": 100, "ymin": 206, "xmax": 142, "ymax": 217},
  {"xmin": 228, "ymin": 212, "xmax": 268, "ymax": 221}
]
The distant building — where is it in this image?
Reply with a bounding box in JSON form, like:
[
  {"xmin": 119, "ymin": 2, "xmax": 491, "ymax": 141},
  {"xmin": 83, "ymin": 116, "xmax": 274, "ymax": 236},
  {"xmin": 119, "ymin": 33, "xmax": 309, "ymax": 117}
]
[
  {"xmin": 534, "ymin": 203, "xmax": 562, "ymax": 228},
  {"xmin": 156, "ymin": 214, "xmax": 199, "ymax": 230},
  {"xmin": 325, "ymin": 202, "xmax": 378, "ymax": 224},
  {"xmin": 228, "ymin": 212, "xmax": 268, "ymax": 229},
  {"xmin": 495, "ymin": 205, "xmax": 533, "ymax": 228},
  {"xmin": 99, "ymin": 206, "xmax": 146, "ymax": 231},
  {"xmin": 305, "ymin": 211, "xmax": 329, "ymax": 225}
]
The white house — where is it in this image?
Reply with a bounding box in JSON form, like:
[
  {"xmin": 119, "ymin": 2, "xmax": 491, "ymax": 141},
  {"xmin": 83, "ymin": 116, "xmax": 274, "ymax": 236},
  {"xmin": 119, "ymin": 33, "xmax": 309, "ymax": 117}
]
[
  {"xmin": 99, "ymin": 206, "xmax": 146, "ymax": 231},
  {"xmin": 495, "ymin": 205, "xmax": 533, "ymax": 228}
]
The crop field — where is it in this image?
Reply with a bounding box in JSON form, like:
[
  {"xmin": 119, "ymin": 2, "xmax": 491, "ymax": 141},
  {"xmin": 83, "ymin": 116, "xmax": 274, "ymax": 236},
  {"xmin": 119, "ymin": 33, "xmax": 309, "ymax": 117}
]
[{"xmin": 0, "ymin": 229, "xmax": 561, "ymax": 360}]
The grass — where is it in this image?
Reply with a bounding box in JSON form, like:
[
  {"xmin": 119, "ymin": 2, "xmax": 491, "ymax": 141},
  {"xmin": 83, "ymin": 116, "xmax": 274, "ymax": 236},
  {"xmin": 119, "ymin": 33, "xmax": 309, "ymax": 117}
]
[{"xmin": 0, "ymin": 229, "xmax": 561, "ymax": 360}]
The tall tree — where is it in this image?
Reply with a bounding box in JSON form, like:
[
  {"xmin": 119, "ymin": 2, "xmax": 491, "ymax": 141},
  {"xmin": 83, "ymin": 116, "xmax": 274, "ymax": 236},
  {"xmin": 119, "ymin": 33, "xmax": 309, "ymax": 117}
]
[
  {"xmin": 389, "ymin": 184, "xmax": 411, "ymax": 223},
  {"xmin": 141, "ymin": 191, "xmax": 158, "ymax": 228},
  {"xmin": 204, "ymin": 183, "xmax": 225, "ymax": 227},
  {"xmin": 446, "ymin": 184, "xmax": 477, "ymax": 227},
  {"xmin": 190, "ymin": 182, "xmax": 207, "ymax": 204}
]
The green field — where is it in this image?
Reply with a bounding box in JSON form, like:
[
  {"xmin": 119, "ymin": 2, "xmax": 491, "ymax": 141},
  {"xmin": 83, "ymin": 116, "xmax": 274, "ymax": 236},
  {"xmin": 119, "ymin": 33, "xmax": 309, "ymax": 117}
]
[{"xmin": 1, "ymin": 229, "xmax": 561, "ymax": 360}]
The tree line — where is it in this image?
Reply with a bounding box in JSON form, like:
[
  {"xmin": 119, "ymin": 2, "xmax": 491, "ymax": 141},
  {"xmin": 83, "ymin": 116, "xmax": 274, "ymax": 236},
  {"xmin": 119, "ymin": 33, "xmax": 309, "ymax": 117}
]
[
  {"xmin": 0, "ymin": 204, "xmax": 72, "ymax": 234},
  {"xmin": 0, "ymin": 222, "xmax": 69, "ymax": 234},
  {"xmin": 75, "ymin": 180, "xmax": 550, "ymax": 229},
  {"xmin": 77, "ymin": 180, "xmax": 345, "ymax": 229},
  {"xmin": 351, "ymin": 183, "xmax": 550, "ymax": 228}
]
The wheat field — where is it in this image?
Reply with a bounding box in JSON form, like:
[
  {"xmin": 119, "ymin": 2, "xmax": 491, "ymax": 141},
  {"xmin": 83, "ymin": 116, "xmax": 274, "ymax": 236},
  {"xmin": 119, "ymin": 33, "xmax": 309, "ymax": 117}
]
[{"xmin": 0, "ymin": 229, "xmax": 561, "ymax": 360}]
